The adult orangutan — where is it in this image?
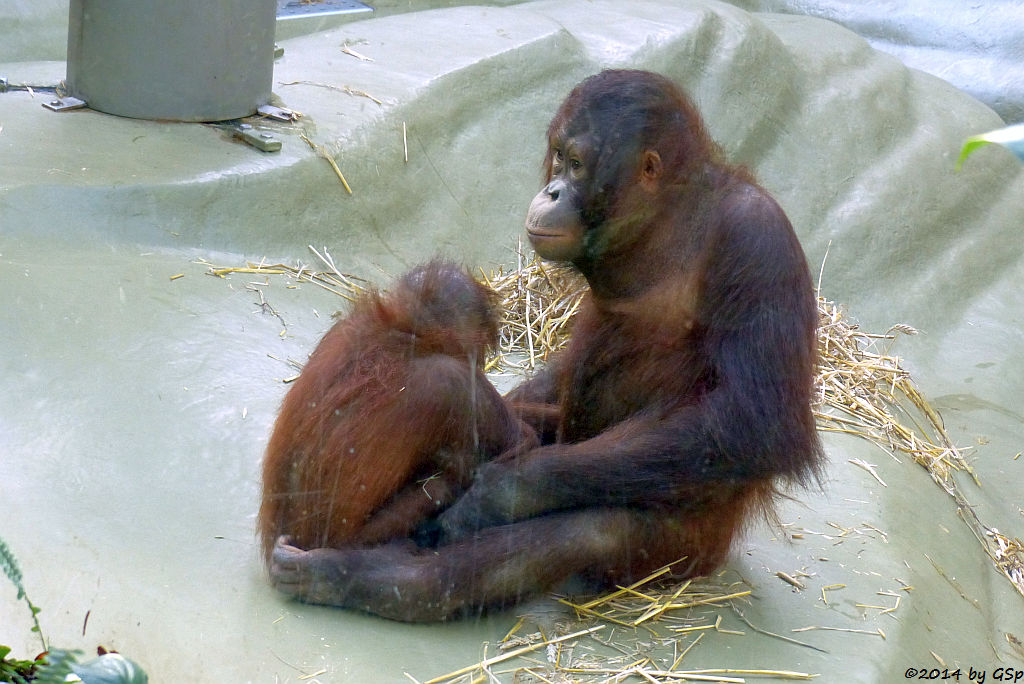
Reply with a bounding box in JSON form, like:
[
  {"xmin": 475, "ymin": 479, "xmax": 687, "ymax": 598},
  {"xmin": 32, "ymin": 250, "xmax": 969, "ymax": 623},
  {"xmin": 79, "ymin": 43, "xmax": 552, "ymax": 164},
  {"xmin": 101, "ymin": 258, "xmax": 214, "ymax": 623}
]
[
  {"xmin": 258, "ymin": 260, "xmax": 536, "ymax": 563},
  {"xmin": 270, "ymin": 69, "xmax": 824, "ymax": 621}
]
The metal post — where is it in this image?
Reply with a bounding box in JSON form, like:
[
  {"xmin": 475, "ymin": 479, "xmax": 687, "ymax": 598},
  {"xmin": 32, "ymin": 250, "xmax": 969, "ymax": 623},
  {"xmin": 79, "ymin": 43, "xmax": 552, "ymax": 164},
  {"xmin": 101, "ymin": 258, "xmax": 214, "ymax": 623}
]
[{"xmin": 66, "ymin": 0, "xmax": 277, "ymax": 122}]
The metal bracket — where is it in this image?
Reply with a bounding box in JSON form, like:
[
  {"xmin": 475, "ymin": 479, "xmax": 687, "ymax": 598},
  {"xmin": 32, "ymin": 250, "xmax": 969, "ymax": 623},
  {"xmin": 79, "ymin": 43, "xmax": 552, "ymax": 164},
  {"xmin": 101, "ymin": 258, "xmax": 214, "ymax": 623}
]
[
  {"xmin": 233, "ymin": 124, "xmax": 282, "ymax": 153},
  {"xmin": 42, "ymin": 96, "xmax": 87, "ymax": 112},
  {"xmin": 256, "ymin": 104, "xmax": 298, "ymax": 122}
]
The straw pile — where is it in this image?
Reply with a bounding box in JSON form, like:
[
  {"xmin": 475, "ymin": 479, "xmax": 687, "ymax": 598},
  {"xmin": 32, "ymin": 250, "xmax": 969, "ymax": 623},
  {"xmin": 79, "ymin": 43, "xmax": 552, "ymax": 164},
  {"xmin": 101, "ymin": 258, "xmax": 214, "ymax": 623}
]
[
  {"xmin": 813, "ymin": 300, "xmax": 1023, "ymax": 606},
  {"xmin": 478, "ymin": 249, "xmax": 588, "ymax": 372},
  {"xmin": 198, "ymin": 246, "xmax": 367, "ymax": 302},
  {"xmin": 408, "ymin": 566, "xmax": 818, "ymax": 684}
]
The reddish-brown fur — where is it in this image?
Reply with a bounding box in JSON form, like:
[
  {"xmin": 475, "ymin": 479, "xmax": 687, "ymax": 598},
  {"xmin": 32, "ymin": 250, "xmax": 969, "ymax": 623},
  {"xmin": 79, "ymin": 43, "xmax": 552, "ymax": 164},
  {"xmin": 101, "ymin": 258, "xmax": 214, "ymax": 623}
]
[
  {"xmin": 269, "ymin": 70, "xmax": 824, "ymax": 621},
  {"xmin": 258, "ymin": 260, "xmax": 535, "ymax": 563}
]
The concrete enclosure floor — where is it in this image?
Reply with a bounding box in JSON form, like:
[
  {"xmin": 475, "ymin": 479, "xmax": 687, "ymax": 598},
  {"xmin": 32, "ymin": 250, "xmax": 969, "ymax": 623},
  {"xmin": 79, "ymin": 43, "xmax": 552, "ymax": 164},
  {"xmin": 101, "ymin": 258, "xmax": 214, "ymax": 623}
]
[{"xmin": 2, "ymin": 1, "xmax": 1023, "ymax": 681}]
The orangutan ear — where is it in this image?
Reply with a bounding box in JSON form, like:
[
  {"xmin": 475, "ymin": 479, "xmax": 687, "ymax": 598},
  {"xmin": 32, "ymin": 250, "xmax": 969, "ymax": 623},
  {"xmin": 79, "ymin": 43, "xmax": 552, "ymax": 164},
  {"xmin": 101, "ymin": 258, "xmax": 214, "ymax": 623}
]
[{"xmin": 639, "ymin": 149, "xmax": 662, "ymax": 191}]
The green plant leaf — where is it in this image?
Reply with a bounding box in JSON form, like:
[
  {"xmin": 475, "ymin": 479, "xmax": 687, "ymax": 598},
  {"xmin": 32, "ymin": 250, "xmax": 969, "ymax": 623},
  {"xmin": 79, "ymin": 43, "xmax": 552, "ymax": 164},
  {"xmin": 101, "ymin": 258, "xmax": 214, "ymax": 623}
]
[
  {"xmin": 0, "ymin": 644, "xmax": 39, "ymax": 684},
  {"xmin": 956, "ymin": 123, "xmax": 1024, "ymax": 170},
  {"xmin": 0, "ymin": 537, "xmax": 46, "ymax": 652},
  {"xmin": 0, "ymin": 537, "xmax": 25, "ymax": 591}
]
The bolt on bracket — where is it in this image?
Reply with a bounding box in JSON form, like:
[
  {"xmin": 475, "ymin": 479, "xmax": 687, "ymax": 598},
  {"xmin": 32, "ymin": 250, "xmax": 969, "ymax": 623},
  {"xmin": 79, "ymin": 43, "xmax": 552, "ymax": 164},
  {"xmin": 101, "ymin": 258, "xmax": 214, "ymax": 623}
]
[
  {"xmin": 41, "ymin": 96, "xmax": 87, "ymax": 112},
  {"xmin": 42, "ymin": 96, "xmax": 88, "ymax": 112},
  {"xmin": 233, "ymin": 123, "xmax": 282, "ymax": 152}
]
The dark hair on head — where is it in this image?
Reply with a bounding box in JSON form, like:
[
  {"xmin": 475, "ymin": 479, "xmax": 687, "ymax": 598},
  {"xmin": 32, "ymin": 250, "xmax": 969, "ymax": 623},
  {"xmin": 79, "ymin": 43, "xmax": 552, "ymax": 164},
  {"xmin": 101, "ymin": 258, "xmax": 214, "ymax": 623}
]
[{"xmin": 551, "ymin": 69, "xmax": 719, "ymax": 186}]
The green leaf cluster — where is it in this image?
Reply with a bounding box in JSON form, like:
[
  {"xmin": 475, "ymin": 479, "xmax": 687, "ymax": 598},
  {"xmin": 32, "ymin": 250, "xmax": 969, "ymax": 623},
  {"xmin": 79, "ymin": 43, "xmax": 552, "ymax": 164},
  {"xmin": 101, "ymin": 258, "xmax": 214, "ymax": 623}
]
[
  {"xmin": 0, "ymin": 537, "xmax": 45, "ymax": 653},
  {"xmin": 0, "ymin": 645, "xmax": 36, "ymax": 683},
  {"xmin": 1, "ymin": 538, "xmax": 147, "ymax": 683},
  {"xmin": 0, "ymin": 536, "xmax": 64, "ymax": 683}
]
